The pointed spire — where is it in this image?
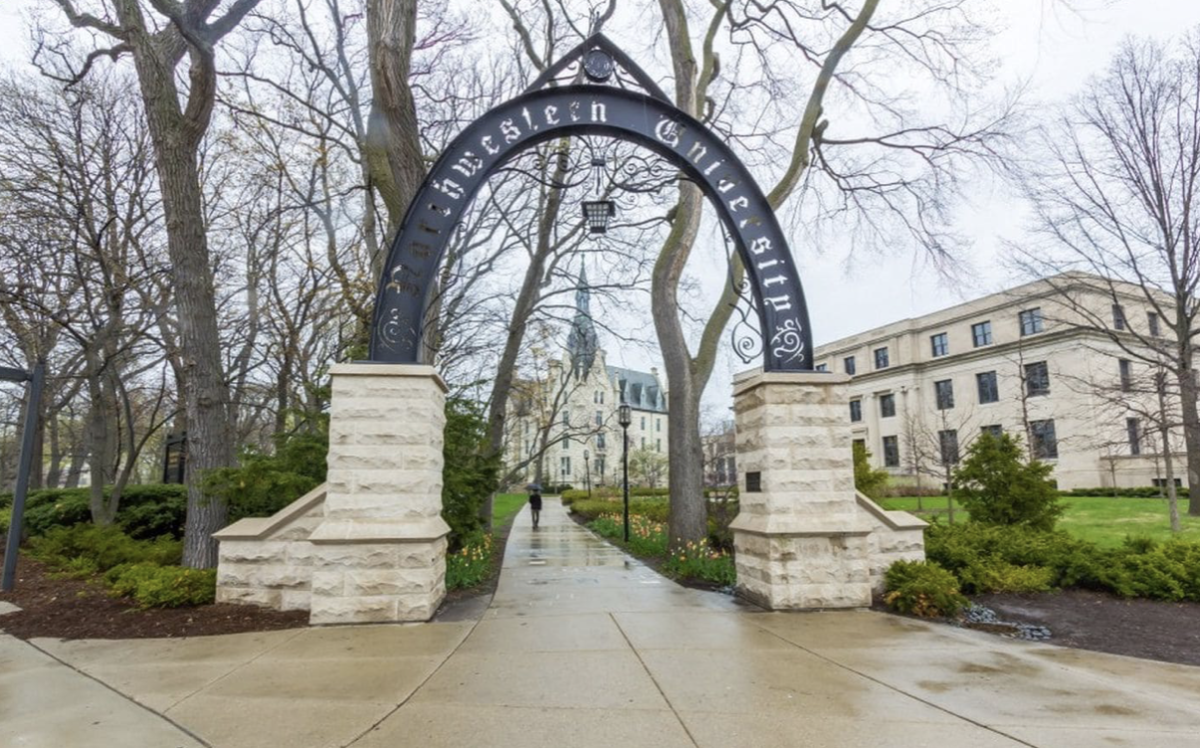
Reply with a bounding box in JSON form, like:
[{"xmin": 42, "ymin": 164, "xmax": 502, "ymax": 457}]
[{"xmin": 567, "ymin": 258, "xmax": 598, "ymax": 378}]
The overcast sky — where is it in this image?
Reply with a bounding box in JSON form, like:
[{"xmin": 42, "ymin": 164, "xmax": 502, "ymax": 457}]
[{"xmin": 2, "ymin": 0, "xmax": 1199, "ymax": 413}]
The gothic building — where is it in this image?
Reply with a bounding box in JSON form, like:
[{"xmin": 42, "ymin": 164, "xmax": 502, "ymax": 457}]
[{"xmin": 506, "ymin": 264, "xmax": 669, "ymax": 488}]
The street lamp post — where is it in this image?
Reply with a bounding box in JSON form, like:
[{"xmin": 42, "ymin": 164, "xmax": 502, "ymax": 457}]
[
  {"xmin": 618, "ymin": 403, "xmax": 632, "ymax": 542},
  {"xmin": 584, "ymin": 450, "xmax": 592, "ymax": 500}
]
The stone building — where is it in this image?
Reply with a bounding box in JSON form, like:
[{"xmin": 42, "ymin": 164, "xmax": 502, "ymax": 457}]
[
  {"xmin": 813, "ymin": 273, "xmax": 1187, "ymax": 491},
  {"xmin": 506, "ymin": 265, "xmax": 668, "ymax": 488}
]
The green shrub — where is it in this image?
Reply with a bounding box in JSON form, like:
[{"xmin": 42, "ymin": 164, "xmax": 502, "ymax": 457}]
[
  {"xmin": 28, "ymin": 524, "xmax": 181, "ymax": 572},
  {"xmin": 958, "ymin": 560, "xmax": 1055, "ymax": 593},
  {"xmin": 853, "ymin": 442, "xmax": 889, "ymax": 499},
  {"xmin": 445, "ymin": 533, "xmax": 495, "ymax": 590},
  {"xmin": 924, "ymin": 521, "xmax": 1200, "ymax": 601},
  {"xmin": 441, "ymin": 398, "xmax": 500, "ymax": 550},
  {"xmin": 23, "ymin": 492, "xmax": 92, "ymax": 536},
  {"xmin": 560, "ymin": 489, "xmax": 588, "ymax": 504},
  {"xmin": 104, "ymin": 563, "xmax": 216, "ymax": 608},
  {"xmin": 205, "ymin": 427, "xmax": 328, "ymax": 524},
  {"xmin": 118, "ymin": 494, "xmax": 187, "ymax": 540},
  {"xmin": 0, "ymin": 506, "xmax": 9, "ymax": 536},
  {"xmin": 883, "ymin": 560, "xmax": 968, "ymax": 617},
  {"xmin": 16, "ymin": 484, "xmax": 189, "ymax": 538},
  {"xmin": 951, "ymin": 432, "xmax": 1063, "ymax": 531}
]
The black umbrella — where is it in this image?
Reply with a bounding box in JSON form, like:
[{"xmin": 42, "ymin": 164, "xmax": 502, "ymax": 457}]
[{"xmin": 526, "ymin": 483, "xmax": 542, "ymax": 492}]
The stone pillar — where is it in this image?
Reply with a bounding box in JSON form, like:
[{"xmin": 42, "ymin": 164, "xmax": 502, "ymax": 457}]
[
  {"xmin": 308, "ymin": 363, "xmax": 450, "ymax": 624},
  {"xmin": 730, "ymin": 370, "xmax": 873, "ymax": 610}
]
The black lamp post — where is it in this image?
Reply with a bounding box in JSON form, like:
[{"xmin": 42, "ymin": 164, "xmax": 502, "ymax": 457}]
[
  {"xmin": 584, "ymin": 449, "xmax": 592, "ymax": 500},
  {"xmin": 618, "ymin": 403, "xmax": 632, "ymax": 542}
]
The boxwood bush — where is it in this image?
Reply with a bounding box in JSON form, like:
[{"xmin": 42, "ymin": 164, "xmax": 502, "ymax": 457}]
[{"xmin": 104, "ymin": 563, "xmax": 216, "ymax": 608}]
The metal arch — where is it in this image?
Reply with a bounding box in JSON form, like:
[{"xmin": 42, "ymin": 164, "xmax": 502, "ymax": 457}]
[
  {"xmin": 368, "ymin": 84, "xmax": 813, "ymax": 372},
  {"xmin": 525, "ymin": 33, "xmax": 673, "ymax": 104}
]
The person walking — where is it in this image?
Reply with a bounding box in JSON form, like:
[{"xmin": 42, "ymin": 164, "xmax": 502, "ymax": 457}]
[{"xmin": 529, "ymin": 488, "xmax": 543, "ymax": 529}]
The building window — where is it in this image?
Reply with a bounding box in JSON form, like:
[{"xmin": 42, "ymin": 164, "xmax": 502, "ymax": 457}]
[
  {"xmin": 1119, "ymin": 359, "xmax": 1133, "ymax": 392},
  {"xmin": 560, "ymin": 456, "xmax": 571, "ymax": 476},
  {"xmin": 879, "ymin": 393, "xmax": 896, "ymax": 418},
  {"xmin": 641, "ymin": 437, "xmax": 645, "ymax": 449},
  {"xmin": 882, "ymin": 435, "xmax": 900, "ymax": 467},
  {"xmin": 935, "ymin": 379, "xmax": 955, "ymax": 410},
  {"xmin": 641, "ymin": 416, "xmax": 646, "ymax": 430},
  {"xmin": 562, "ymin": 437, "xmax": 570, "ymax": 450},
  {"xmin": 656, "ymin": 418, "xmax": 661, "ymax": 432},
  {"xmin": 562, "ymin": 411, "xmax": 569, "ymax": 426},
  {"xmin": 850, "ymin": 400, "xmax": 863, "ymax": 422},
  {"xmin": 976, "ymin": 371, "xmax": 999, "ymax": 404},
  {"xmin": 656, "ymin": 439, "xmax": 661, "ymax": 452},
  {"xmin": 982, "ymin": 424, "xmax": 1003, "ymax": 439},
  {"xmin": 1127, "ymin": 418, "xmax": 1141, "ymax": 455},
  {"xmin": 1025, "ymin": 361, "xmax": 1050, "ymax": 397},
  {"xmin": 816, "ymin": 363, "xmax": 828, "ymax": 372},
  {"xmin": 972, "ymin": 321, "xmax": 993, "ymax": 347},
  {"xmin": 1029, "ymin": 419, "xmax": 1058, "ymax": 459},
  {"xmin": 596, "ymin": 457, "xmax": 606, "ymax": 477},
  {"xmin": 1113, "ymin": 304, "xmax": 1126, "ymax": 331},
  {"xmin": 844, "ymin": 356, "xmax": 856, "ymax": 375},
  {"xmin": 874, "ymin": 347, "xmax": 890, "ymax": 369},
  {"xmin": 597, "ymin": 433, "xmax": 606, "ymax": 449},
  {"xmin": 930, "ymin": 332, "xmax": 949, "ymax": 357},
  {"xmin": 938, "ymin": 429, "xmax": 960, "ymax": 465},
  {"xmin": 595, "ymin": 410, "xmax": 604, "ymax": 426},
  {"xmin": 1152, "ymin": 477, "xmax": 1183, "ymax": 488},
  {"xmin": 1148, "ymin": 312, "xmax": 1161, "ymax": 337},
  {"xmin": 1019, "ymin": 307, "xmax": 1043, "ymax": 336}
]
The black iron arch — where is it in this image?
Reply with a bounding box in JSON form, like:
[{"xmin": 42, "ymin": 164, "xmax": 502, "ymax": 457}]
[{"xmin": 369, "ymin": 85, "xmax": 814, "ymax": 371}]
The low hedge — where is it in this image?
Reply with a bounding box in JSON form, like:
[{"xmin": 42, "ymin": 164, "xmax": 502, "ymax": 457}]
[
  {"xmin": 924, "ymin": 521, "xmax": 1200, "ymax": 602},
  {"xmin": 1064, "ymin": 486, "xmax": 1189, "ymax": 498},
  {"xmin": 569, "ymin": 498, "xmax": 669, "ymax": 523}
]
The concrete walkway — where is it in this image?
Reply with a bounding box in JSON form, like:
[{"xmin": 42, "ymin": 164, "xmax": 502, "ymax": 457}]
[{"xmin": 8, "ymin": 498, "xmax": 1200, "ymax": 747}]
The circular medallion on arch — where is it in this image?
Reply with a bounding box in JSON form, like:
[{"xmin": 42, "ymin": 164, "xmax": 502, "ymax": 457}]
[{"xmin": 583, "ymin": 48, "xmax": 615, "ymax": 82}]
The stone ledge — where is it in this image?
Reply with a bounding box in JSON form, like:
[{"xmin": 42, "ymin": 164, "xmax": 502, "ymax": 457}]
[
  {"xmin": 730, "ymin": 513, "xmax": 873, "ymax": 537},
  {"xmin": 213, "ymin": 484, "xmax": 327, "ymax": 541},
  {"xmin": 855, "ymin": 491, "xmax": 928, "ymax": 531},
  {"xmin": 733, "ymin": 367, "xmax": 850, "ymax": 396},
  {"xmin": 331, "ymin": 362, "xmax": 448, "ymax": 393},
  {"xmin": 308, "ymin": 517, "xmax": 451, "ymax": 544}
]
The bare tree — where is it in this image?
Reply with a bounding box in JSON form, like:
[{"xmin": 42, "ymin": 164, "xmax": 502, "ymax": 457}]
[
  {"xmin": 1014, "ymin": 32, "xmax": 1200, "ymax": 516},
  {"xmin": 41, "ymin": 0, "xmax": 266, "ymax": 566}
]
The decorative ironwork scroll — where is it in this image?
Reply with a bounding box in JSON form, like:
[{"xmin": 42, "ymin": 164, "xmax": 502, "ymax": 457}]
[{"xmin": 369, "ymin": 34, "xmax": 813, "ymax": 372}]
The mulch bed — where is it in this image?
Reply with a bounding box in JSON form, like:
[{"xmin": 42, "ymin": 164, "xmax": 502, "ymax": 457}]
[
  {"xmin": 1, "ymin": 510, "xmax": 526, "ymax": 640},
  {"xmin": 0, "ymin": 547, "xmax": 307, "ymax": 640},
  {"xmin": 970, "ymin": 589, "xmax": 1200, "ymax": 667}
]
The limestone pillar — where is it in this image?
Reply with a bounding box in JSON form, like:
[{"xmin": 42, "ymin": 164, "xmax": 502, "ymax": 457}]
[
  {"xmin": 308, "ymin": 363, "xmax": 450, "ymax": 624},
  {"xmin": 730, "ymin": 370, "xmax": 873, "ymax": 609}
]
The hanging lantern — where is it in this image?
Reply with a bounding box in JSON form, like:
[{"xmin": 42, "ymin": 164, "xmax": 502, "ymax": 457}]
[{"xmin": 583, "ymin": 199, "xmax": 615, "ymax": 234}]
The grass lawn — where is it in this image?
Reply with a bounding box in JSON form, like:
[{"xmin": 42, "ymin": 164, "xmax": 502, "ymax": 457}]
[
  {"xmin": 880, "ymin": 495, "xmax": 1200, "ymax": 547},
  {"xmin": 493, "ymin": 493, "xmax": 528, "ymax": 526}
]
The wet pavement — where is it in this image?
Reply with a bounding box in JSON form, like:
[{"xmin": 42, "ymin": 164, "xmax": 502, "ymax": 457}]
[{"xmin": 8, "ymin": 498, "xmax": 1200, "ymax": 747}]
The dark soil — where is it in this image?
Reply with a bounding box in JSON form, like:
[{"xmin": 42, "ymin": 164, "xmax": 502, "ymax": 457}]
[
  {"xmin": 0, "ymin": 548, "xmax": 307, "ymax": 640},
  {"xmin": 971, "ymin": 589, "xmax": 1200, "ymax": 667}
]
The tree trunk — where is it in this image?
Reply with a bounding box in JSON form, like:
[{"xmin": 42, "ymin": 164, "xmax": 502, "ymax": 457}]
[
  {"xmin": 1176, "ymin": 365, "xmax": 1200, "ymax": 516},
  {"xmin": 140, "ymin": 113, "xmax": 233, "ymax": 568},
  {"xmin": 46, "ymin": 415, "xmax": 62, "ymax": 489}
]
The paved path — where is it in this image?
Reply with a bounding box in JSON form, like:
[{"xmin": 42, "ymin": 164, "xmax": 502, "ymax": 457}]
[{"xmin": 9, "ymin": 498, "xmax": 1200, "ymax": 747}]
